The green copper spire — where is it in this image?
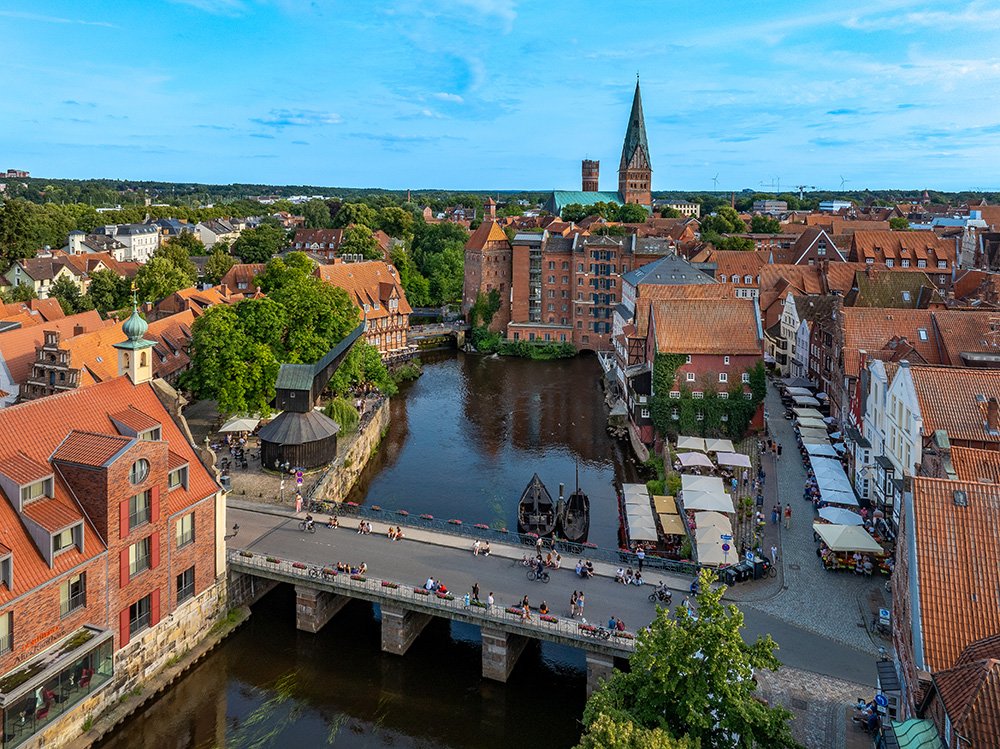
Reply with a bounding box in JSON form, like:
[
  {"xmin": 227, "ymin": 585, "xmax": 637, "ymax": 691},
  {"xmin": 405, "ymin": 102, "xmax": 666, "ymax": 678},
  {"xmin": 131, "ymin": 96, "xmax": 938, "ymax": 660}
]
[
  {"xmin": 114, "ymin": 285, "xmax": 154, "ymax": 352},
  {"xmin": 620, "ymin": 78, "xmax": 651, "ymax": 171}
]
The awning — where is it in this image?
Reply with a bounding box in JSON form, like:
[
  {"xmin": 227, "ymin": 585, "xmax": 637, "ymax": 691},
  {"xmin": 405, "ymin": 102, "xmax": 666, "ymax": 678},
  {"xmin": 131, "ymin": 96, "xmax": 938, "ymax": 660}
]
[
  {"xmin": 812, "ymin": 523, "xmax": 883, "ymax": 553},
  {"xmin": 804, "ymin": 442, "xmax": 838, "ymax": 457},
  {"xmin": 652, "ymin": 495, "xmax": 678, "ymax": 515},
  {"xmin": 677, "ymin": 436, "xmax": 706, "ymax": 452},
  {"xmin": 793, "ymin": 407, "xmax": 823, "ymax": 419},
  {"xmin": 887, "ymin": 719, "xmax": 944, "ymax": 749},
  {"xmin": 716, "ymin": 452, "xmax": 751, "ymax": 468},
  {"xmin": 797, "ymin": 416, "xmax": 828, "ymax": 430},
  {"xmin": 683, "ymin": 490, "xmax": 735, "ymax": 514},
  {"xmin": 704, "ymin": 438, "xmax": 736, "ymax": 453},
  {"xmin": 681, "ymin": 474, "xmax": 727, "ymax": 494},
  {"xmin": 785, "ymin": 386, "xmax": 813, "ymax": 396},
  {"xmin": 781, "ymin": 377, "xmax": 812, "ymax": 388},
  {"xmin": 219, "ymin": 416, "xmax": 261, "ymax": 433},
  {"xmin": 622, "ymin": 483, "xmax": 658, "ymax": 542},
  {"xmin": 658, "ymin": 512, "xmax": 686, "ymax": 535},
  {"xmin": 678, "ymin": 452, "xmax": 714, "ymax": 468},
  {"xmin": 695, "ymin": 511, "xmax": 734, "ymax": 566},
  {"xmin": 818, "ymin": 506, "xmax": 863, "ymax": 525},
  {"xmin": 793, "ymin": 395, "xmax": 822, "ymax": 407}
]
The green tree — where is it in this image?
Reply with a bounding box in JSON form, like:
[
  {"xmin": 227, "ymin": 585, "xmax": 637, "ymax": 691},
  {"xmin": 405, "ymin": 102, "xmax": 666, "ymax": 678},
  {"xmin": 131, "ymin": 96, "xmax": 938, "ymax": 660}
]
[
  {"xmin": 235, "ymin": 297, "xmax": 288, "ymax": 352},
  {"xmin": 332, "ymin": 202, "xmax": 377, "ymax": 230},
  {"xmin": 497, "ymin": 202, "xmax": 524, "ymax": 218},
  {"xmin": 700, "ymin": 206, "xmax": 747, "ymax": 235},
  {"xmin": 750, "ymin": 215, "xmax": 782, "ymax": 234},
  {"xmin": 0, "ymin": 198, "xmax": 38, "ymax": 272},
  {"xmin": 204, "ymin": 247, "xmax": 236, "ymax": 285},
  {"xmin": 561, "ymin": 203, "xmax": 588, "ymax": 222},
  {"xmin": 889, "ymin": 216, "xmax": 910, "ymax": 231},
  {"xmin": 702, "ymin": 232, "xmax": 756, "ymax": 252},
  {"xmin": 616, "ymin": 203, "xmax": 650, "ymax": 223},
  {"xmin": 233, "ymin": 224, "xmax": 287, "ymax": 263},
  {"xmin": 328, "ymin": 340, "xmax": 396, "ymax": 397},
  {"xmin": 166, "ymin": 231, "xmax": 206, "ymax": 256},
  {"xmin": 301, "ymin": 199, "xmax": 332, "ymax": 229},
  {"xmin": 339, "ymin": 224, "xmax": 382, "ymax": 260},
  {"xmin": 49, "ymin": 275, "xmax": 85, "ymax": 314},
  {"xmin": 577, "ymin": 713, "xmax": 698, "ymax": 749},
  {"xmin": 8, "ymin": 284, "xmax": 37, "ymax": 302},
  {"xmin": 135, "ymin": 256, "xmax": 192, "ymax": 302},
  {"xmin": 155, "ymin": 242, "xmax": 199, "ymax": 285},
  {"xmin": 423, "ymin": 244, "xmax": 464, "ymax": 303},
  {"xmin": 254, "ymin": 252, "xmax": 315, "ymax": 295},
  {"xmin": 390, "ymin": 246, "xmax": 431, "ymax": 307},
  {"xmin": 183, "ymin": 305, "xmax": 260, "ymax": 416},
  {"xmin": 660, "ymin": 207, "xmax": 682, "ymax": 219},
  {"xmin": 584, "ymin": 568, "xmax": 797, "ymax": 749},
  {"xmin": 377, "ymin": 206, "xmax": 414, "ymax": 239},
  {"xmin": 85, "ymin": 269, "xmax": 130, "ymax": 314},
  {"xmin": 323, "ymin": 396, "xmax": 359, "ymax": 433}
]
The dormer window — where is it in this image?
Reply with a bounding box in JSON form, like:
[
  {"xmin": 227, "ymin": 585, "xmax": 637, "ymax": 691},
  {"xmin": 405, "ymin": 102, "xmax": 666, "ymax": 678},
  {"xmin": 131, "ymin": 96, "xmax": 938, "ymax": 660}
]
[
  {"xmin": 129, "ymin": 459, "xmax": 150, "ymax": 485},
  {"xmin": 0, "ymin": 553, "xmax": 10, "ymax": 589},
  {"xmin": 168, "ymin": 466, "xmax": 188, "ymax": 491},
  {"xmin": 52, "ymin": 523, "xmax": 82, "ymax": 556},
  {"xmin": 21, "ymin": 477, "xmax": 53, "ymax": 504}
]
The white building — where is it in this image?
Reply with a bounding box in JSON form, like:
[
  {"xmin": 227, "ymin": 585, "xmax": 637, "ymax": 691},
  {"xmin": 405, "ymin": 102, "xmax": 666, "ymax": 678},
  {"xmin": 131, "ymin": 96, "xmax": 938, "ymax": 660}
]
[{"xmin": 92, "ymin": 224, "xmax": 159, "ymax": 263}]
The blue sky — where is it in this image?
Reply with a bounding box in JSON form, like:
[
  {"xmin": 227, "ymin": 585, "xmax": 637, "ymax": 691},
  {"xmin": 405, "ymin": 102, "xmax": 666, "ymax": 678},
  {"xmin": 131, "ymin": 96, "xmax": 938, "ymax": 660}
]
[{"xmin": 2, "ymin": 1, "xmax": 1000, "ymax": 191}]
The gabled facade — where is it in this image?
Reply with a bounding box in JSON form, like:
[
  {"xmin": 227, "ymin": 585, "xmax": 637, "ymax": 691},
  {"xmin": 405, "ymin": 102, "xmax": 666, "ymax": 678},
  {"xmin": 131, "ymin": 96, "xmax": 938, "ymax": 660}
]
[
  {"xmin": 462, "ymin": 219, "xmax": 512, "ymax": 332},
  {"xmin": 618, "ymin": 80, "xmax": 652, "ymax": 207}
]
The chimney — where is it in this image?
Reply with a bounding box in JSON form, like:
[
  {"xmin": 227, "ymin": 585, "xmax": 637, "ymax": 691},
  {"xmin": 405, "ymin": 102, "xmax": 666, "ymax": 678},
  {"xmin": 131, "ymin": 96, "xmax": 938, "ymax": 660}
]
[{"xmin": 73, "ymin": 324, "xmax": 84, "ymax": 337}]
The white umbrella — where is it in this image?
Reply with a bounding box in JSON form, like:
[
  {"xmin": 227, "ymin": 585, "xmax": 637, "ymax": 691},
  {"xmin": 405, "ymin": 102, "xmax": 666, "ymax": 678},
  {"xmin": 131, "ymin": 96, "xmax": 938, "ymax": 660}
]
[
  {"xmin": 681, "ymin": 474, "xmax": 726, "ymax": 494},
  {"xmin": 678, "ymin": 451, "xmax": 715, "ymax": 468},
  {"xmin": 797, "ymin": 416, "xmax": 828, "ymax": 430},
  {"xmin": 677, "ymin": 436, "xmax": 706, "ymax": 452},
  {"xmin": 804, "ymin": 442, "xmax": 838, "ymax": 457},
  {"xmin": 818, "ymin": 506, "xmax": 862, "ymax": 525},
  {"xmin": 716, "ymin": 452, "xmax": 751, "ymax": 468},
  {"xmin": 812, "ymin": 523, "xmax": 883, "ymax": 553},
  {"xmin": 793, "ymin": 395, "xmax": 822, "ymax": 407},
  {"xmin": 793, "ymin": 407, "xmax": 823, "ymax": 419},
  {"xmin": 684, "ymin": 490, "xmax": 736, "ymax": 513},
  {"xmin": 219, "ymin": 416, "xmax": 260, "ymax": 433},
  {"xmin": 704, "ymin": 438, "xmax": 736, "ymax": 453}
]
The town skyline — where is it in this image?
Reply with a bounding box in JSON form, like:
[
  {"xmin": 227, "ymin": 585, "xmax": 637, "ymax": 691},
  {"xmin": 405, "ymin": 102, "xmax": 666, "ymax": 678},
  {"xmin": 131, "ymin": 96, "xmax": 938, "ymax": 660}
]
[{"xmin": 3, "ymin": 1, "xmax": 999, "ymax": 191}]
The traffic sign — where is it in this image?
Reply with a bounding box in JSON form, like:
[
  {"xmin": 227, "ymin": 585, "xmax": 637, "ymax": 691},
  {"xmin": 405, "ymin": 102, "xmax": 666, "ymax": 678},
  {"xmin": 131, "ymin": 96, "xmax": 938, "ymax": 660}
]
[
  {"xmin": 874, "ymin": 694, "xmax": 888, "ymax": 708},
  {"xmin": 721, "ymin": 543, "xmax": 730, "ymax": 552},
  {"xmin": 296, "ymin": 477, "xmax": 303, "ymax": 486},
  {"xmin": 721, "ymin": 534, "xmax": 733, "ymax": 541},
  {"xmin": 295, "ymin": 470, "xmax": 303, "ymax": 480}
]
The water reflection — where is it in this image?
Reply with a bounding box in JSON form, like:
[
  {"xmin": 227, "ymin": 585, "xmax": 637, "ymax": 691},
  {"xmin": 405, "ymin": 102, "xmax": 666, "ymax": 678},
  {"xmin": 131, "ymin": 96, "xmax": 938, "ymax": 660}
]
[
  {"xmin": 97, "ymin": 585, "xmax": 585, "ymax": 749},
  {"xmin": 348, "ymin": 353, "xmax": 638, "ymax": 547}
]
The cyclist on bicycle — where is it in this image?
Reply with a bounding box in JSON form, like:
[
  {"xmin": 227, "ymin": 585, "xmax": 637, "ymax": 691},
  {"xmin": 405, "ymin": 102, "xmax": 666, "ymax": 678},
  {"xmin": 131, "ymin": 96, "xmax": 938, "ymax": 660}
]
[{"xmin": 304, "ymin": 514, "xmax": 315, "ymax": 531}]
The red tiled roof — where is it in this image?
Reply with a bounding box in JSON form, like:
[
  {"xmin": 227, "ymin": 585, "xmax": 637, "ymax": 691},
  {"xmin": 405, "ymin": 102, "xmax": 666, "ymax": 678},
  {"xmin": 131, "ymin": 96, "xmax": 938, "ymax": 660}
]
[
  {"xmin": 464, "ymin": 220, "xmax": 509, "ymax": 251},
  {"xmin": 641, "ymin": 297, "xmax": 761, "ymax": 355},
  {"xmin": 909, "ymin": 476, "xmax": 1000, "ymax": 672},
  {"xmin": 950, "ymin": 446, "xmax": 1000, "ymax": 483},
  {"xmin": 908, "ymin": 365, "xmax": 1000, "ymax": 443},
  {"xmin": 315, "ymin": 261, "xmax": 412, "ymax": 319},
  {"xmin": 841, "ymin": 309, "xmax": 941, "ymax": 378},
  {"xmin": 219, "ymin": 263, "xmax": 266, "ymax": 290},
  {"xmin": 21, "ymin": 497, "xmax": 83, "ymax": 532},
  {"xmin": 933, "ymin": 310, "xmax": 1000, "ymax": 365},
  {"xmin": 28, "ymin": 298, "xmax": 65, "ymax": 322},
  {"xmin": 51, "ymin": 431, "xmax": 133, "ymax": 467},
  {"xmin": 931, "ymin": 656, "xmax": 1000, "ymax": 746},
  {"xmin": 0, "ymin": 311, "xmax": 108, "ymax": 387},
  {"xmin": 109, "ymin": 406, "xmax": 161, "ymax": 434},
  {"xmin": 167, "ymin": 450, "xmax": 188, "ymax": 470},
  {"xmin": 850, "ymin": 230, "xmax": 955, "ymax": 266},
  {"xmin": 0, "ymin": 452, "xmax": 52, "ymax": 485}
]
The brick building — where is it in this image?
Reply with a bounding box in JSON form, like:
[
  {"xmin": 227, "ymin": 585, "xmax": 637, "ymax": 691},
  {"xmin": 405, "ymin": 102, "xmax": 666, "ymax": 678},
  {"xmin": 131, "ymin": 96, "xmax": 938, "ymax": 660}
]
[
  {"xmin": 314, "ymin": 260, "xmax": 414, "ymax": 361},
  {"xmin": 462, "ymin": 219, "xmax": 512, "ymax": 332},
  {"xmin": 0, "ymin": 305, "xmax": 225, "ymax": 748}
]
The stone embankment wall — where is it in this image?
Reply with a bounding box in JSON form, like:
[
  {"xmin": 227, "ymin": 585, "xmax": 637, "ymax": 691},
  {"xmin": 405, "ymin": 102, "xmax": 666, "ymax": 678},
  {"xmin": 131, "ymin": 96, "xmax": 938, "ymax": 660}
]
[{"xmin": 309, "ymin": 398, "xmax": 390, "ymax": 503}]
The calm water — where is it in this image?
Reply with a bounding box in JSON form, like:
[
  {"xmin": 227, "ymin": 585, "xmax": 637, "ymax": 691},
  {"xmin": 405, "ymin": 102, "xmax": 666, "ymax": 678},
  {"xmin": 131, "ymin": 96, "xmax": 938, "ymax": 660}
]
[{"xmin": 98, "ymin": 353, "xmax": 636, "ymax": 749}]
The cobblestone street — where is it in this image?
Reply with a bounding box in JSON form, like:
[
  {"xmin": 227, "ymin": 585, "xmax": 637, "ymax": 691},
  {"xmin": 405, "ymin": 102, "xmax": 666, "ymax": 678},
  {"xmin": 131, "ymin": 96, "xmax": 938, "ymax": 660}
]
[{"xmin": 740, "ymin": 382, "xmax": 889, "ymax": 656}]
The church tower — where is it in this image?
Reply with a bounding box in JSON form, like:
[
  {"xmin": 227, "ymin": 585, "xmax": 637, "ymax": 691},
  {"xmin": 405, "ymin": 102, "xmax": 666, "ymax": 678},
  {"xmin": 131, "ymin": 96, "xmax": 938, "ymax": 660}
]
[
  {"xmin": 113, "ymin": 300, "xmax": 155, "ymax": 385},
  {"xmin": 618, "ymin": 79, "xmax": 652, "ymax": 206}
]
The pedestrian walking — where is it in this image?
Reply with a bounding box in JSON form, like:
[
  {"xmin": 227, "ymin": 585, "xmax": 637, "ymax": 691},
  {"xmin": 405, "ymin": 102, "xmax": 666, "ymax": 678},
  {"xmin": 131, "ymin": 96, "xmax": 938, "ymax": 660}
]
[
  {"xmin": 784, "ymin": 503, "xmax": 792, "ymax": 529},
  {"xmin": 487, "ymin": 592, "xmax": 494, "ymax": 609},
  {"xmin": 636, "ymin": 547, "xmax": 645, "ymax": 572},
  {"xmin": 295, "ymin": 494, "xmax": 303, "ymax": 514},
  {"xmin": 570, "ymin": 590, "xmax": 578, "ymax": 617},
  {"xmin": 777, "ymin": 442, "xmax": 783, "ymax": 457},
  {"xmin": 770, "ymin": 545, "xmax": 778, "ymax": 564},
  {"xmin": 577, "ymin": 591, "xmax": 586, "ymax": 620},
  {"xmin": 472, "ymin": 582, "xmax": 480, "ymax": 602},
  {"xmin": 771, "ymin": 504, "xmax": 780, "ymax": 525}
]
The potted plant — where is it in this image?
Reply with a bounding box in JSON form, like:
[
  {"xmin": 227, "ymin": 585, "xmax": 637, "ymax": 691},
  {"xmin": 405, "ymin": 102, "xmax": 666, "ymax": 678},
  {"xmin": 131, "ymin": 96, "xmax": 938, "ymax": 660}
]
[
  {"xmin": 419, "ymin": 514, "xmax": 434, "ymax": 521},
  {"xmin": 447, "ymin": 519, "xmax": 462, "ymax": 525},
  {"xmin": 266, "ymin": 557, "xmax": 280, "ymax": 564},
  {"xmin": 350, "ymin": 574, "xmax": 367, "ymax": 582},
  {"xmin": 292, "ymin": 562, "xmax": 307, "ymax": 570},
  {"xmin": 540, "ymin": 614, "xmax": 558, "ymax": 623},
  {"xmin": 381, "ymin": 581, "xmax": 399, "ymax": 589},
  {"xmin": 414, "ymin": 588, "xmax": 430, "ymax": 595}
]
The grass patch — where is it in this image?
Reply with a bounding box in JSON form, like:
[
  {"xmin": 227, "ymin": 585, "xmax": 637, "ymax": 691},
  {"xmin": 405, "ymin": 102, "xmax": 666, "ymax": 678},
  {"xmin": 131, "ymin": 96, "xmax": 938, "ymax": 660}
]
[{"xmin": 208, "ymin": 608, "xmax": 243, "ymax": 636}]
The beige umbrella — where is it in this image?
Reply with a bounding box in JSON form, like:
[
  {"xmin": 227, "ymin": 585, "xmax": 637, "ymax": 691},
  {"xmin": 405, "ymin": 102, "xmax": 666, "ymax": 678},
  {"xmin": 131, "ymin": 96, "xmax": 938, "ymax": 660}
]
[{"xmin": 812, "ymin": 523, "xmax": 883, "ymax": 553}]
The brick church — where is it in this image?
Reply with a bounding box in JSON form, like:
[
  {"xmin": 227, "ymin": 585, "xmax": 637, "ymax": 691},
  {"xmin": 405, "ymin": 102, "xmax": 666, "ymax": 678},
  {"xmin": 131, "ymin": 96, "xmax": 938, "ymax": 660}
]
[{"xmin": 463, "ymin": 80, "xmax": 664, "ymax": 352}]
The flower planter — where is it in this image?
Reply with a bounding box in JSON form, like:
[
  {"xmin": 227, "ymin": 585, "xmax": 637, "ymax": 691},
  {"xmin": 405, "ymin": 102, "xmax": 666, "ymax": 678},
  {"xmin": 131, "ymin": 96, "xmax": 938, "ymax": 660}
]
[
  {"xmin": 447, "ymin": 519, "xmax": 462, "ymax": 525},
  {"xmin": 266, "ymin": 557, "xmax": 280, "ymax": 564},
  {"xmin": 370, "ymin": 505, "xmax": 382, "ymax": 512},
  {"xmin": 579, "ymin": 624, "xmax": 597, "ymax": 633},
  {"xmin": 344, "ymin": 502, "xmax": 359, "ymax": 508},
  {"xmin": 470, "ymin": 600, "xmax": 487, "ymax": 609},
  {"xmin": 397, "ymin": 510, "xmax": 409, "ymax": 517},
  {"xmin": 473, "ymin": 523, "xmax": 490, "ymax": 530},
  {"xmin": 419, "ymin": 514, "xmax": 434, "ymax": 521},
  {"xmin": 381, "ymin": 581, "xmax": 399, "ymax": 589},
  {"xmin": 525, "ymin": 532, "xmax": 539, "ymax": 539},
  {"xmin": 612, "ymin": 631, "xmax": 634, "ymax": 639},
  {"xmin": 436, "ymin": 593, "xmax": 454, "ymax": 600},
  {"xmin": 239, "ymin": 551, "xmax": 253, "ymax": 558},
  {"xmin": 350, "ymin": 575, "xmax": 367, "ymax": 582},
  {"xmin": 506, "ymin": 606, "xmax": 523, "ymax": 616},
  {"xmin": 414, "ymin": 588, "xmax": 430, "ymax": 595},
  {"xmin": 582, "ymin": 542, "xmax": 598, "ymax": 548},
  {"xmin": 540, "ymin": 615, "xmax": 558, "ymax": 623},
  {"xmin": 292, "ymin": 562, "xmax": 307, "ymax": 570},
  {"xmin": 322, "ymin": 568, "xmax": 337, "ymax": 576}
]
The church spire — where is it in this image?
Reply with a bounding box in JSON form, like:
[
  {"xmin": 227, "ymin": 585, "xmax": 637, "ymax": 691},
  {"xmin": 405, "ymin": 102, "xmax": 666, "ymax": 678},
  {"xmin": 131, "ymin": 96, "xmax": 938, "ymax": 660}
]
[{"xmin": 620, "ymin": 78, "xmax": 650, "ymax": 172}]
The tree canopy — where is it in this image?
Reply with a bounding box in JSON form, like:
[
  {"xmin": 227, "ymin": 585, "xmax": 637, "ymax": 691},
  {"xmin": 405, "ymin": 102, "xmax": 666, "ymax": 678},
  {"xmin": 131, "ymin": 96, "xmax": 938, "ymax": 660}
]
[
  {"xmin": 204, "ymin": 247, "xmax": 236, "ymax": 285},
  {"xmin": 339, "ymin": 224, "xmax": 382, "ymax": 260},
  {"xmin": 889, "ymin": 216, "xmax": 910, "ymax": 231},
  {"xmin": 50, "ymin": 276, "xmax": 93, "ymax": 315},
  {"xmin": 580, "ymin": 568, "xmax": 797, "ymax": 749},
  {"xmin": 700, "ymin": 206, "xmax": 747, "ymax": 235},
  {"xmin": 84, "ymin": 269, "xmax": 130, "ymax": 314},
  {"xmin": 233, "ymin": 223, "xmax": 288, "ymax": 263},
  {"xmin": 166, "ymin": 231, "xmax": 206, "ymax": 256},
  {"xmin": 332, "ymin": 202, "xmax": 377, "ymax": 230},
  {"xmin": 134, "ymin": 255, "xmax": 193, "ymax": 303},
  {"xmin": 749, "ymin": 215, "xmax": 782, "ymax": 234},
  {"xmin": 409, "ymin": 221, "xmax": 469, "ymax": 306}
]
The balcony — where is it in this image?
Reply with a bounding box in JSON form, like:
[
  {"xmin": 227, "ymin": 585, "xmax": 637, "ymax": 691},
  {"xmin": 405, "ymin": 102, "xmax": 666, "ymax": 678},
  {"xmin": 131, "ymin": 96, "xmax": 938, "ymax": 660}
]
[{"xmin": 774, "ymin": 338, "xmax": 788, "ymax": 351}]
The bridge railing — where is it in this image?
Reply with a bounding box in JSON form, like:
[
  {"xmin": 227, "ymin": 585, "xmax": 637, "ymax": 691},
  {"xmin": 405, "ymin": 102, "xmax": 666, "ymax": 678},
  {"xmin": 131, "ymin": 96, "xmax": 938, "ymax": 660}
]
[
  {"xmin": 305, "ymin": 501, "xmax": 702, "ymax": 577},
  {"xmin": 228, "ymin": 548, "xmax": 636, "ymax": 653}
]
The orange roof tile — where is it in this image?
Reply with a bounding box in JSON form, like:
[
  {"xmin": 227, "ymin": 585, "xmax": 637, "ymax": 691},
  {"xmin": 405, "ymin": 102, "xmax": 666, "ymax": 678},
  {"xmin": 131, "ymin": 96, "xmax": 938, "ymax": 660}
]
[
  {"xmin": 933, "ymin": 310, "xmax": 1000, "ymax": 365},
  {"xmin": 167, "ymin": 450, "xmax": 188, "ymax": 470},
  {"xmin": 850, "ymin": 230, "xmax": 955, "ymax": 266},
  {"xmin": 931, "ymin": 656, "xmax": 1000, "ymax": 746},
  {"xmin": 908, "ymin": 365, "xmax": 1000, "ymax": 443},
  {"xmin": 51, "ymin": 431, "xmax": 133, "ymax": 467},
  {"xmin": 694, "ymin": 250, "xmax": 768, "ymax": 283},
  {"xmin": 950, "ymin": 446, "xmax": 1000, "ymax": 483},
  {"xmin": 109, "ymin": 406, "xmax": 161, "ymax": 434},
  {"xmin": 909, "ymin": 476, "xmax": 1000, "ymax": 672},
  {"xmin": 0, "ymin": 311, "xmax": 108, "ymax": 387},
  {"xmin": 27, "ymin": 298, "xmax": 64, "ymax": 322},
  {"xmin": 315, "ymin": 261, "xmax": 412, "ymax": 319},
  {"xmin": 219, "ymin": 263, "xmax": 266, "ymax": 290},
  {"xmin": 0, "ymin": 452, "xmax": 52, "ymax": 485},
  {"xmin": 841, "ymin": 309, "xmax": 941, "ymax": 377},
  {"xmin": 21, "ymin": 497, "xmax": 83, "ymax": 532},
  {"xmin": 464, "ymin": 220, "xmax": 510, "ymax": 251},
  {"xmin": 637, "ymin": 284, "xmax": 733, "ymax": 301},
  {"xmin": 640, "ymin": 298, "xmax": 761, "ymax": 355}
]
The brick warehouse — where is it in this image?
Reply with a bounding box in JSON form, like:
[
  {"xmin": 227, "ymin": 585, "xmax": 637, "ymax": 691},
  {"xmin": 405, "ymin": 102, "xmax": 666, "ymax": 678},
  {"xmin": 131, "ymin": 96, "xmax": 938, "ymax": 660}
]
[{"xmin": 0, "ymin": 304, "xmax": 226, "ymax": 749}]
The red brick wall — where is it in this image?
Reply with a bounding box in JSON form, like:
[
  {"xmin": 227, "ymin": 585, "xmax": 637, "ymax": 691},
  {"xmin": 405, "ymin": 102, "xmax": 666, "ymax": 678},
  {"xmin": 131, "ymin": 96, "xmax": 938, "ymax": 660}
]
[
  {"xmin": 672, "ymin": 353, "xmax": 760, "ymax": 392},
  {"xmin": 510, "ymin": 244, "xmax": 531, "ymax": 324}
]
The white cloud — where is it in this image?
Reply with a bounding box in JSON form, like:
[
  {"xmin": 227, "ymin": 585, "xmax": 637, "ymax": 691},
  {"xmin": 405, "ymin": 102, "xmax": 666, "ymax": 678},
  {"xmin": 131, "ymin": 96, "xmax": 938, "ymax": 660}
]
[
  {"xmin": 844, "ymin": 1, "xmax": 1000, "ymax": 31},
  {"xmin": 0, "ymin": 10, "xmax": 116, "ymax": 27},
  {"xmin": 251, "ymin": 109, "xmax": 343, "ymax": 128},
  {"xmin": 432, "ymin": 92, "xmax": 464, "ymax": 103},
  {"xmin": 168, "ymin": 0, "xmax": 246, "ymax": 16}
]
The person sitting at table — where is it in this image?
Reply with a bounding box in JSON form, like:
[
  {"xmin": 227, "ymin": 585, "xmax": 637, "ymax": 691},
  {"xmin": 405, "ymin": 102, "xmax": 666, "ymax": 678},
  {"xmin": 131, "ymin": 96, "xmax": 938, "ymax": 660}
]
[
  {"xmin": 424, "ymin": 577, "xmax": 435, "ymax": 591},
  {"xmin": 624, "ymin": 568, "xmax": 635, "ymax": 585}
]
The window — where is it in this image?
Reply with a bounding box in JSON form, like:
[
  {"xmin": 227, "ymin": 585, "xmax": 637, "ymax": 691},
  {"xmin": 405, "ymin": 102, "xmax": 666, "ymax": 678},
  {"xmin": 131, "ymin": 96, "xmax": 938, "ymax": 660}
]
[
  {"xmin": 176, "ymin": 514, "xmax": 195, "ymax": 548},
  {"xmin": 52, "ymin": 527, "xmax": 75, "ymax": 555},
  {"xmin": 129, "ymin": 595, "xmax": 152, "ymax": 636},
  {"xmin": 548, "ymin": 261, "xmax": 555, "ymax": 270},
  {"xmin": 696, "ymin": 410, "xmax": 704, "ymax": 421},
  {"xmin": 60, "ymin": 572, "xmax": 86, "ymax": 617},
  {"xmin": 917, "ymin": 328, "xmax": 928, "ymax": 341},
  {"xmin": 129, "ymin": 459, "xmax": 150, "ymax": 485},
  {"xmin": 742, "ymin": 372, "xmax": 750, "ymax": 383},
  {"xmin": 917, "ymin": 259, "xmax": 926, "ymax": 268},
  {"xmin": 20, "ymin": 478, "xmax": 52, "ymax": 503},
  {"xmin": 724, "ymin": 355, "xmax": 730, "ymax": 365},
  {"xmin": 139, "ymin": 427, "xmax": 161, "ymax": 441},
  {"xmin": 902, "ymin": 291, "xmax": 911, "ymax": 302},
  {"xmin": 669, "ymin": 391, "xmax": 680, "ymax": 399},
  {"xmin": 177, "ymin": 567, "xmax": 195, "ymax": 604},
  {"xmin": 693, "ymin": 391, "xmax": 704, "ymax": 399},
  {"xmin": 685, "ymin": 355, "xmax": 692, "ymax": 364},
  {"xmin": 0, "ymin": 612, "xmax": 10, "ymax": 654},
  {"xmin": 938, "ymin": 261, "xmax": 947, "ymax": 269},
  {"xmin": 719, "ymin": 372, "xmax": 728, "ymax": 383},
  {"xmin": 720, "ymin": 391, "xmax": 729, "ymax": 399},
  {"xmin": 671, "ymin": 408, "xmax": 679, "ymax": 420},
  {"xmin": 129, "ymin": 537, "xmax": 152, "ymax": 578},
  {"xmin": 168, "ymin": 466, "xmax": 188, "ymax": 490},
  {"xmin": 886, "ymin": 259, "xmax": 894, "ymax": 268},
  {"xmin": 901, "ymin": 259, "xmax": 909, "ymax": 268},
  {"xmin": 744, "ymin": 275, "xmax": 752, "ymax": 284},
  {"xmin": 686, "ymin": 372, "xmax": 695, "ymax": 382},
  {"xmin": 744, "ymin": 392, "xmax": 753, "ymax": 400},
  {"xmin": 0, "ymin": 555, "xmax": 9, "ymax": 588},
  {"xmin": 640, "ymin": 407, "xmax": 650, "ymax": 419},
  {"xmin": 129, "ymin": 490, "xmax": 151, "ymax": 531}
]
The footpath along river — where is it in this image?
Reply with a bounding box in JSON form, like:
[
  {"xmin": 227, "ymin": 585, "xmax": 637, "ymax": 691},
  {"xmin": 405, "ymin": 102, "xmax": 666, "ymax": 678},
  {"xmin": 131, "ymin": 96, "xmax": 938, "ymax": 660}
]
[{"xmin": 97, "ymin": 352, "xmax": 640, "ymax": 749}]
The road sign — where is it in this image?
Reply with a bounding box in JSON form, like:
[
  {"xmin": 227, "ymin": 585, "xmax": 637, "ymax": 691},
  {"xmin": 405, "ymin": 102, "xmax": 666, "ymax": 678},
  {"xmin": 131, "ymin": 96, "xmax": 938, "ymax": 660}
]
[
  {"xmin": 295, "ymin": 470, "xmax": 303, "ymax": 480},
  {"xmin": 721, "ymin": 534, "xmax": 733, "ymax": 541},
  {"xmin": 874, "ymin": 694, "xmax": 888, "ymax": 708},
  {"xmin": 721, "ymin": 543, "xmax": 730, "ymax": 552},
  {"xmin": 296, "ymin": 476, "xmax": 303, "ymax": 486}
]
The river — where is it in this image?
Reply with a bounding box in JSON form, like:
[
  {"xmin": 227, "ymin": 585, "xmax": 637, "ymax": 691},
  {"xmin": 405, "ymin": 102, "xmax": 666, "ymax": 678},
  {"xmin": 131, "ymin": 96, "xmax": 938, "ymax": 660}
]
[{"xmin": 97, "ymin": 352, "xmax": 638, "ymax": 749}]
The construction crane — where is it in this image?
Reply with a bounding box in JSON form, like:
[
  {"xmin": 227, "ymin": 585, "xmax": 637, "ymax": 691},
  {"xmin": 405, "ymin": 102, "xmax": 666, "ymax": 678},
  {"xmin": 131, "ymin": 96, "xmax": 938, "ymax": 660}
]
[
  {"xmin": 795, "ymin": 185, "xmax": 816, "ymax": 200},
  {"xmin": 759, "ymin": 178, "xmax": 779, "ymax": 193}
]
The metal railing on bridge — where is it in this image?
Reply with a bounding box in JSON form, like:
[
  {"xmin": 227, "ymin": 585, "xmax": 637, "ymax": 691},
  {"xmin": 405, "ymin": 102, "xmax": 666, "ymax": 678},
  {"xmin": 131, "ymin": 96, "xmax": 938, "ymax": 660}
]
[
  {"xmin": 299, "ymin": 501, "xmax": 702, "ymax": 577},
  {"xmin": 228, "ymin": 548, "xmax": 636, "ymax": 654}
]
